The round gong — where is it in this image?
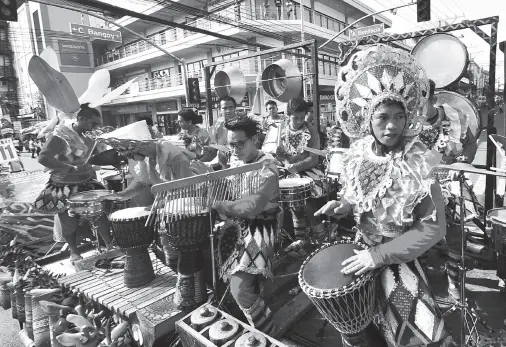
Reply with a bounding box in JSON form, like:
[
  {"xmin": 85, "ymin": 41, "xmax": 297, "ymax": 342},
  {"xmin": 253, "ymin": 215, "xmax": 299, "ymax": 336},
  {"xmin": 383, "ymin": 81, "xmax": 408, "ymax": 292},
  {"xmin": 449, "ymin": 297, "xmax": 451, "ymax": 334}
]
[
  {"xmin": 209, "ymin": 319, "xmax": 240, "ymax": 346},
  {"xmin": 190, "ymin": 305, "xmax": 219, "ymax": 330},
  {"xmin": 235, "ymin": 332, "xmax": 267, "ymax": 347}
]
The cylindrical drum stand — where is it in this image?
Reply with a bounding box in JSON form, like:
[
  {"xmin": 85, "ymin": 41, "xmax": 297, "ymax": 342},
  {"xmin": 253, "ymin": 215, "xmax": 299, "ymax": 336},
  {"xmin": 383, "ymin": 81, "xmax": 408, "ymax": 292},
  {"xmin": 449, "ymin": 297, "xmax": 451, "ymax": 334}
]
[
  {"xmin": 10, "ymin": 285, "xmax": 18, "ymax": 320},
  {"xmin": 31, "ymin": 290, "xmax": 59, "ymax": 347},
  {"xmin": 48, "ymin": 314, "xmax": 63, "ymax": 347},
  {"xmin": 0, "ymin": 282, "xmax": 11, "ymax": 309},
  {"xmin": 124, "ymin": 248, "xmax": 155, "ymax": 288},
  {"xmin": 25, "ymin": 291, "xmax": 34, "ymax": 339},
  {"xmin": 17, "ymin": 291, "xmax": 26, "ymax": 323}
]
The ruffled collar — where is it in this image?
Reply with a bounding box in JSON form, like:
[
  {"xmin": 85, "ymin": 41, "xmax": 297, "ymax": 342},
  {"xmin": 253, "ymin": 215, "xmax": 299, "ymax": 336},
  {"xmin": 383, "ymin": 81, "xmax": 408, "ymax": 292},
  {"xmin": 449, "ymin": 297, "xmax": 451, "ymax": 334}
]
[{"xmin": 342, "ymin": 136, "xmax": 434, "ymax": 228}]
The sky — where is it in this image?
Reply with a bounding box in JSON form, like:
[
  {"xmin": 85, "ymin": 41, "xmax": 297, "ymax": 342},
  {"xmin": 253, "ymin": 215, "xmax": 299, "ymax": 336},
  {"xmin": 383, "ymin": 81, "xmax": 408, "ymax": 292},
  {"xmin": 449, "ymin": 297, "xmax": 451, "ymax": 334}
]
[{"xmin": 360, "ymin": 0, "xmax": 506, "ymax": 87}]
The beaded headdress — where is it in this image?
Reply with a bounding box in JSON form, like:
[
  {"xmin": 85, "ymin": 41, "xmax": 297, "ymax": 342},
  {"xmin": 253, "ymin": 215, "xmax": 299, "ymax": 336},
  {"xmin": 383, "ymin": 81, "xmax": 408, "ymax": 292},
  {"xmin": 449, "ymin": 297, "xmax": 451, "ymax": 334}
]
[{"xmin": 334, "ymin": 44, "xmax": 430, "ymax": 139}]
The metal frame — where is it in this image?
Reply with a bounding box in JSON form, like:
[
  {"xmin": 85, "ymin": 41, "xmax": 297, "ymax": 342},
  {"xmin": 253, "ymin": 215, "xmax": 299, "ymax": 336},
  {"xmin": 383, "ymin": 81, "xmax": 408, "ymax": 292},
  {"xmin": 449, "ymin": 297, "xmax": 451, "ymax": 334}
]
[
  {"xmin": 203, "ymin": 39, "xmax": 321, "ymax": 133},
  {"xmin": 332, "ymin": 16, "xmax": 499, "ymax": 212}
]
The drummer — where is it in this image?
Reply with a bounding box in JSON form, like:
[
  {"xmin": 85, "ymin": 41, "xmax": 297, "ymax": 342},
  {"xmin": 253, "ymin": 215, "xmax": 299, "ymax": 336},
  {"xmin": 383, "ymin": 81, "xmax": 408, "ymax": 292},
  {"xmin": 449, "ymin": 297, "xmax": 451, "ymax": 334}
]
[
  {"xmin": 200, "ymin": 96, "xmax": 237, "ymax": 167},
  {"xmin": 261, "ymin": 100, "xmax": 285, "ymax": 133},
  {"xmin": 191, "ymin": 115, "xmax": 278, "ymax": 334},
  {"xmin": 177, "ymin": 109, "xmax": 211, "ymax": 161},
  {"xmin": 316, "ymin": 44, "xmax": 452, "ymax": 346},
  {"xmin": 274, "ymin": 97, "xmax": 324, "ymax": 248},
  {"xmin": 33, "ymin": 104, "xmax": 112, "ymax": 262},
  {"xmin": 418, "ymin": 79, "xmax": 479, "ymax": 300}
]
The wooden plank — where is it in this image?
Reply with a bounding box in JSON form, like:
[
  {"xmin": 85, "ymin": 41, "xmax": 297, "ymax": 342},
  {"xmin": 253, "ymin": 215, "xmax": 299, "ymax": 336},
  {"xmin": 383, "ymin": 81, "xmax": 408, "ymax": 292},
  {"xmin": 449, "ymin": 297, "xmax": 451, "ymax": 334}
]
[
  {"xmin": 72, "ymin": 276, "xmax": 105, "ymax": 291},
  {"xmin": 103, "ymin": 274, "xmax": 171, "ymax": 308},
  {"xmin": 271, "ymin": 291, "xmax": 313, "ymax": 339},
  {"xmin": 88, "ymin": 276, "xmax": 126, "ymax": 301},
  {"xmin": 116, "ymin": 281, "xmax": 177, "ymax": 316},
  {"xmin": 60, "ymin": 271, "xmax": 93, "ymax": 285}
]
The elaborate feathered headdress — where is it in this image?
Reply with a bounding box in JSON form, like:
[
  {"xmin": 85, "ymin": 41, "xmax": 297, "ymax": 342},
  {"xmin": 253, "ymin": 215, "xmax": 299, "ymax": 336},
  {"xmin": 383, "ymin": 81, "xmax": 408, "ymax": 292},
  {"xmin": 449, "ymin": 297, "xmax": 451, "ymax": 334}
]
[{"xmin": 334, "ymin": 44, "xmax": 430, "ymax": 139}]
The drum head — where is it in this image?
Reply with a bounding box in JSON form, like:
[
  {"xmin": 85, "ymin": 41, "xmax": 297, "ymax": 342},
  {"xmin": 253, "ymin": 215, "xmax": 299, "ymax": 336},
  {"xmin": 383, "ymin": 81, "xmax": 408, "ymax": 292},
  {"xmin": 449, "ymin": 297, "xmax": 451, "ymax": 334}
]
[
  {"xmin": 68, "ymin": 190, "xmax": 110, "ymax": 201},
  {"xmin": 110, "ymin": 206, "xmax": 151, "ymax": 220},
  {"xmin": 412, "ymin": 33, "xmax": 468, "ymax": 88},
  {"xmin": 303, "ymin": 243, "xmax": 364, "ymax": 290},
  {"xmin": 279, "ymin": 177, "xmax": 312, "ymax": 188},
  {"xmin": 435, "ymin": 91, "xmax": 481, "ymax": 137}
]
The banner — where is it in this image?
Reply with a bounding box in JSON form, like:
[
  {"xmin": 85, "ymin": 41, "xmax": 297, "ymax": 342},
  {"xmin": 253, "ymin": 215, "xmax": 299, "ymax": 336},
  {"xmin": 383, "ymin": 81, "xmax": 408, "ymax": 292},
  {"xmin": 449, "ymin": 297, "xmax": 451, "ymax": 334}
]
[
  {"xmin": 0, "ymin": 170, "xmax": 49, "ymax": 213},
  {"xmin": 0, "ymin": 138, "xmax": 18, "ymax": 164}
]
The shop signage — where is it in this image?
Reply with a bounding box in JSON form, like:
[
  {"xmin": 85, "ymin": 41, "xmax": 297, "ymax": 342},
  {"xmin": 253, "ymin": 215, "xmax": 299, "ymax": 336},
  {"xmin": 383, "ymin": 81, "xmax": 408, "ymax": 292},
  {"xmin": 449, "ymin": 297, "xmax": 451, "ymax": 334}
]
[
  {"xmin": 110, "ymin": 104, "xmax": 148, "ymax": 115},
  {"xmin": 70, "ymin": 23, "xmax": 122, "ymax": 43},
  {"xmin": 57, "ymin": 40, "xmax": 91, "ymax": 67}
]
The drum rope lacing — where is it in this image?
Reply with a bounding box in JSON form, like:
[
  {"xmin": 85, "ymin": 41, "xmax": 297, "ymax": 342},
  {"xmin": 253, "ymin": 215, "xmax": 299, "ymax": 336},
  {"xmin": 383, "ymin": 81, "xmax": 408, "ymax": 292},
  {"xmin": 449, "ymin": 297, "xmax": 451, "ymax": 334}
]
[{"xmin": 298, "ymin": 240, "xmax": 380, "ymax": 335}]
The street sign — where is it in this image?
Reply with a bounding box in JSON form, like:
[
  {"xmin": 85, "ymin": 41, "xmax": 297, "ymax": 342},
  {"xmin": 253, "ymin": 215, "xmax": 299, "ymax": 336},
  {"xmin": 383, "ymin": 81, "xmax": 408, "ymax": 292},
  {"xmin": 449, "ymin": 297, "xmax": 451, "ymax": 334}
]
[
  {"xmin": 69, "ymin": 23, "xmax": 122, "ymax": 43},
  {"xmin": 349, "ymin": 23, "xmax": 384, "ymax": 40},
  {"xmin": 0, "ymin": 138, "xmax": 18, "ymax": 164},
  {"xmin": 58, "ymin": 40, "xmax": 91, "ymax": 67}
]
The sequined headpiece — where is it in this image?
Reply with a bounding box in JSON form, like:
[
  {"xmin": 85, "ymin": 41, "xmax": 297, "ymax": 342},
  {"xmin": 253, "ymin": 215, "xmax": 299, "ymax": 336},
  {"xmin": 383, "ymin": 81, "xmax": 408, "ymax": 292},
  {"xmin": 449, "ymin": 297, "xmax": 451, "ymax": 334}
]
[{"xmin": 335, "ymin": 44, "xmax": 430, "ymax": 139}]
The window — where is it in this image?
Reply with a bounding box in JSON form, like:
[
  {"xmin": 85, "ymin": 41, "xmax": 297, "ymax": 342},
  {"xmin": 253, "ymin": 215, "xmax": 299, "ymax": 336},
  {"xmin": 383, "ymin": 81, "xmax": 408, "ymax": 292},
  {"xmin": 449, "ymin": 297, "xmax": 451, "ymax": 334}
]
[
  {"xmin": 186, "ymin": 60, "xmax": 206, "ymax": 78},
  {"xmin": 32, "ymin": 10, "xmax": 44, "ymax": 55}
]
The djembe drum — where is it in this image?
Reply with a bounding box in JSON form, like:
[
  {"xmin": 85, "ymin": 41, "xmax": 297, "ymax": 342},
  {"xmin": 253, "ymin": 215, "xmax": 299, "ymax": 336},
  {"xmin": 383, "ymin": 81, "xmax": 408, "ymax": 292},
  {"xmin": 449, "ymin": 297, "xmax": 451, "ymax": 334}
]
[
  {"xmin": 109, "ymin": 207, "xmax": 155, "ymax": 288},
  {"xmin": 157, "ymin": 197, "xmax": 210, "ymax": 308},
  {"xmin": 299, "ymin": 240, "xmax": 379, "ymax": 342}
]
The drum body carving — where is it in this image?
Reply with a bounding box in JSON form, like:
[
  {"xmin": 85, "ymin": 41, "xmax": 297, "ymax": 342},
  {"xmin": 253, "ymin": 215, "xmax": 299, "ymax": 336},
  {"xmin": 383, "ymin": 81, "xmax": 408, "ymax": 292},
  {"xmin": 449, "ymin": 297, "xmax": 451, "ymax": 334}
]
[
  {"xmin": 298, "ymin": 240, "xmax": 378, "ymax": 334},
  {"xmin": 158, "ymin": 198, "xmax": 210, "ymax": 250},
  {"xmin": 279, "ymin": 178, "xmax": 314, "ymax": 208},
  {"xmin": 487, "ymin": 208, "xmax": 506, "ymax": 255},
  {"xmin": 67, "ymin": 190, "xmax": 110, "ymax": 218},
  {"xmin": 109, "ymin": 207, "xmax": 155, "ymax": 288}
]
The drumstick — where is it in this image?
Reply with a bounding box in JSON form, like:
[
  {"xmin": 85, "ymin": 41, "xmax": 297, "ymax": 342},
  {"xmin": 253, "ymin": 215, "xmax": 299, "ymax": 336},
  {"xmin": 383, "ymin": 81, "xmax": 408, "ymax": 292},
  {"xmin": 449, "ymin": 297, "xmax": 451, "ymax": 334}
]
[
  {"xmin": 85, "ymin": 141, "xmax": 98, "ymax": 164},
  {"xmin": 489, "ymin": 135, "xmax": 506, "ymax": 158}
]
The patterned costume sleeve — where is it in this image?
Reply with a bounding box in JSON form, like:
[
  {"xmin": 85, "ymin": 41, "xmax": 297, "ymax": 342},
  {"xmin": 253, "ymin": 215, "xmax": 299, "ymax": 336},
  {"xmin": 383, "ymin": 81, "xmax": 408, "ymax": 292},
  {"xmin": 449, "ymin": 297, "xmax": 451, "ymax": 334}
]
[
  {"xmin": 290, "ymin": 123, "xmax": 320, "ymax": 173},
  {"xmin": 217, "ymin": 160, "xmax": 278, "ymax": 218},
  {"xmin": 368, "ymin": 181, "xmax": 446, "ymax": 267}
]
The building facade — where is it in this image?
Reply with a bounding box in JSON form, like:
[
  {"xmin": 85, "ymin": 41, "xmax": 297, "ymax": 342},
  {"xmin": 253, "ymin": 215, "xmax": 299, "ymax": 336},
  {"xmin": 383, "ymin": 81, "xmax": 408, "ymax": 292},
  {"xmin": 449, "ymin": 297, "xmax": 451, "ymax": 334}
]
[
  {"xmin": 0, "ymin": 20, "xmax": 18, "ymax": 125},
  {"xmin": 92, "ymin": 0, "xmax": 393, "ymax": 134}
]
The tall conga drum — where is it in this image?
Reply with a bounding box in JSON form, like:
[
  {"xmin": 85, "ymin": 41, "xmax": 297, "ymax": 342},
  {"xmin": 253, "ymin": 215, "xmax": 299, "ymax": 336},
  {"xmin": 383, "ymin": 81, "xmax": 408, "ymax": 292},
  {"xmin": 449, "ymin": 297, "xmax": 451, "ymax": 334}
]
[
  {"xmin": 109, "ymin": 207, "xmax": 155, "ymax": 288},
  {"xmin": 299, "ymin": 240, "xmax": 381, "ymax": 345}
]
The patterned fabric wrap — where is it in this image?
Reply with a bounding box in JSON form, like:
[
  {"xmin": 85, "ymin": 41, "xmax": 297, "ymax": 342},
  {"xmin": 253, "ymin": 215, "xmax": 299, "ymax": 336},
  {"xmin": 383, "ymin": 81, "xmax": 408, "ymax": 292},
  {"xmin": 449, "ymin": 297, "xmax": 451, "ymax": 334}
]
[
  {"xmin": 32, "ymin": 179, "xmax": 105, "ymax": 214},
  {"xmin": 341, "ymin": 136, "xmax": 436, "ymax": 241},
  {"xmin": 375, "ymin": 260, "xmax": 451, "ymax": 346},
  {"xmin": 52, "ymin": 119, "xmax": 90, "ymax": 159},
  {"xmin": 215, "ymin": 216, "xmax": 277, "ymax": 282}
]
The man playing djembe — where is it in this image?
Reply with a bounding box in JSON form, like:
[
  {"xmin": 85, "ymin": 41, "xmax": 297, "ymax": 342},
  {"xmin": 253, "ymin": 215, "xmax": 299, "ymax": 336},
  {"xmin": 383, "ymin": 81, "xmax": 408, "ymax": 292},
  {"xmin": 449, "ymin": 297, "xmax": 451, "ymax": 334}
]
[
  {"xmin": 191, "ymin": 115, "xmax": 279, "ymax": 333},
  {"xmin": 274, "ymin": 97, "xmax": 324, "ymax": 249},
  {"xmin": 33, "ymin": 104, "xmax": 112, "ymax": 262}
]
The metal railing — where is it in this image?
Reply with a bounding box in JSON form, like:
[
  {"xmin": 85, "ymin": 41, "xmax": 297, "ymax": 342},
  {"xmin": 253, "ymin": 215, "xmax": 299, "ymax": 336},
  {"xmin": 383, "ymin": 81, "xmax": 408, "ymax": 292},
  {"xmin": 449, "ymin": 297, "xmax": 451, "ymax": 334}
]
[
  {"xmin": 108, "ymin": 56, "xmax": 339, "ymax": 100},
  {"xmin": 96, "ymin": 3, "xmax": 350, "ymax": 67},
  {"xmin": 96, "ymin": 18, "xmax": 224, "ymax": 66}
]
